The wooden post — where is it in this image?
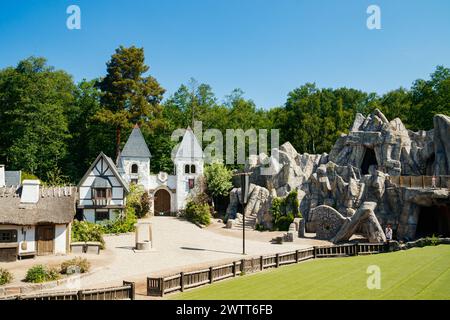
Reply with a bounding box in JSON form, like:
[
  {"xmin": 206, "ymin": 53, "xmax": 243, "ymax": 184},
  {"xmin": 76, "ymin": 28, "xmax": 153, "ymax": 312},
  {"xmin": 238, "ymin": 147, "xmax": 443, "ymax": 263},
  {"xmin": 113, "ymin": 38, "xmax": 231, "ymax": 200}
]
[
  {"xmin": 422, "ymin": 175, "xmax": 425, "ymax": 189},
  {"xmin": 260, "ymin": 256, "xmax": 264, "ymax": 270},
  {"xmin": 180, "ymin": 272, "xmax": 184, "ymax": 292},
  {"xmin": 313, "ymin": 246, "xmax": 317, "ymax": 259},
  {"xmin": 355, "ymin": 243, "xmax": 359, "ymax": 256},
  {"xmin": 209, "ymin": 267, "xmax": 214, "ymax": 284},
  {"xmin": 295, "ymin": 250, "xmax": 299, "ymax": 263},
  {"xmin": 77, "ymin": 290, "xmax": 84, "ymax": 301},
  {"xmin": 123, "ymin": 281, "xmax": 135, "ymax": 300},
  {"xmin": 233, "ymin": 261, "xmax": 237, "ymax": 277},
  {"xmin": 241, "ymin": 259, "xmax": 245, "ymax": 274},
  {"xmin": 159, "ymin": 278, "xmax": 164, "ymax": 297},
  {"xmin": 276, "ymin": 253, "xmax": 280, "ymax": 268}
]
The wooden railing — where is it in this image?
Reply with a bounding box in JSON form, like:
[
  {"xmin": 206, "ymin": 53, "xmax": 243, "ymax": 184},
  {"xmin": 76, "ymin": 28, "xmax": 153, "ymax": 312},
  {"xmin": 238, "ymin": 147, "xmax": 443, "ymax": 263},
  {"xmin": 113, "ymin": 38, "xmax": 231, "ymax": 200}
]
[
  {"xmin": 147, "ymin": 244, "xmax": 385, "ymax": 297},
  {"xmin": 387, "ymin": 175, "xmax": 450, "ymax": 189},
  {"xmin": 0, "ymin": 281, "xmax": 135, "ymax": 301}
]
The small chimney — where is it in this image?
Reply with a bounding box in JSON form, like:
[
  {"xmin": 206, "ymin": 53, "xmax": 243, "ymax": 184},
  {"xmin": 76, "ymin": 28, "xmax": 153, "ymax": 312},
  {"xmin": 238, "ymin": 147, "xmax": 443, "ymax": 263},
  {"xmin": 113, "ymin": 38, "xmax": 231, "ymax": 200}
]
[
  {"xmin": 0, "ymin": 165, "xmax": 5, "ymax": 187},
  {"xmin": 20, "ymin": 180, "xmax": 41, "ymax": 204}
]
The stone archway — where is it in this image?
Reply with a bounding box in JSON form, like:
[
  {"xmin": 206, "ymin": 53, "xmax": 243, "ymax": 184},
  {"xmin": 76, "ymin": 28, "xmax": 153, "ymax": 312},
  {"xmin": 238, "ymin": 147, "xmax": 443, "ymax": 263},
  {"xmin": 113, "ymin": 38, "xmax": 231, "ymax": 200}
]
[{"xmin": 154, "ymin": 189, "xmax": 171, "ymax": 214}]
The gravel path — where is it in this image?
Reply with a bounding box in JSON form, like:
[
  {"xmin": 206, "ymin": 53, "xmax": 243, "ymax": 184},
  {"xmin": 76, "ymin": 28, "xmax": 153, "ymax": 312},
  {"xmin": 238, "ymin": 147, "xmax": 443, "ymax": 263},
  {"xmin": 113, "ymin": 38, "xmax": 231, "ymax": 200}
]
[{"xmin": 48, "ymin": 217, "xmax": 327, "ymax": 292}]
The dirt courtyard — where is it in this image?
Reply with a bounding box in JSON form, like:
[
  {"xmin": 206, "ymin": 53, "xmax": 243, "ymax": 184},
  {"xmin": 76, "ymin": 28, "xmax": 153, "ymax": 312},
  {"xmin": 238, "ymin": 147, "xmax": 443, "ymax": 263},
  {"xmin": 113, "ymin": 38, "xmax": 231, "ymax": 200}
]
[{"xmin": 1, "ymin": 217, "xmax": 329, "ymax": 296}]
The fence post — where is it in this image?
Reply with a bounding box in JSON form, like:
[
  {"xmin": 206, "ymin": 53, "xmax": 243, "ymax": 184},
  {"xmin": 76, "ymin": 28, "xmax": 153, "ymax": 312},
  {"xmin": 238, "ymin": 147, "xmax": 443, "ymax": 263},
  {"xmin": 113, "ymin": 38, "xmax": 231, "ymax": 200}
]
[
  {"xmin": 276, "ymin": 253, "xmax": 280, "ymax": 268},
  {"xmin": 241, "ymin": 259, "xmax": 245, "ymax": 274},
  {"xmin": 313, "ymin": 246, "xmax": 317, "ymax": 259},
  {"xmin": 180, "ymin": 272, "xmax": 185, "ymax": 292},
  {"xmin": 123, "ymin": 281, "xmax": 135, "ymax": 300},
  {"xmin": 233, "ymin": 261, "xmax": 237, "ymax": 277},
  {"xmin": 77, "ymin": 290, "xmax": 84, "ymax": 301},
  {"xmin": 295, "ymin": 250, "xmax": 299, "ymax": 263},
  {"xmin": 260, "ymin": 256, "xmax": 264, "ymax": 270},
  {"xmin": 355, "ymin": 243, "xmax": 359, "ymax": 256},
  {"xmin": 209, "ymin": 267, "xmax": 214, "ymax": 284},
  {"xmin": 159, "ymin": 278, "xmax": 164, "ymax": 297}
]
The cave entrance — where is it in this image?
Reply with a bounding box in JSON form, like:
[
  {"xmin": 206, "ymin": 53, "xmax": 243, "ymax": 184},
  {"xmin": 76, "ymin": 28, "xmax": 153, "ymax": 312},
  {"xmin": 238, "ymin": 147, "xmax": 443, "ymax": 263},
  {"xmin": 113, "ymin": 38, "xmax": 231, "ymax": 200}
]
[
  {"xmin": 425, "ymin": 153, "xmax": 435, "ymax": 176},
  {"xmin": 361, "ymin": 147, "xmax": 378, "ymax": 175},
  {"xmin": 415, "ymin": 205, "xmax": 450, "ymax": 238}
]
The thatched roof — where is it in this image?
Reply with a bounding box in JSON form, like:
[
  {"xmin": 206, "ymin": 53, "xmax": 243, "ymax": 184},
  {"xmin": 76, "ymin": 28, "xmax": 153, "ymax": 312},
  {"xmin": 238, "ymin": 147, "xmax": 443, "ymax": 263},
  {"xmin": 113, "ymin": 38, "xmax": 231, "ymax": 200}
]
[{"xmin": 0, "ymin": 186, "xmax": 76, "ymax": 225}]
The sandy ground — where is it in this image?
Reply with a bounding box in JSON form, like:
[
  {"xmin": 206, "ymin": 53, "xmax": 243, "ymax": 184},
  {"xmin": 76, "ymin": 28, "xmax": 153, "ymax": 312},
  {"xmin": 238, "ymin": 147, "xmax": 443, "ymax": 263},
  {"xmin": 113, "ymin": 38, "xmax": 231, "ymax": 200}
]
[{"xmin": 2, "ymin": 217, "xmax": 330, "ymax": 297}]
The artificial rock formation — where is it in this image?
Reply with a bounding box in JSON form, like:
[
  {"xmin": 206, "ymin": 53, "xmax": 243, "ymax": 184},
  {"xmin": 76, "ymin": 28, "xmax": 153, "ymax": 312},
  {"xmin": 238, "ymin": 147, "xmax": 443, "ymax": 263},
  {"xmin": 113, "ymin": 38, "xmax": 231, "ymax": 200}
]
[{"xmin": 226, "ymin": 109, "xmax": 450, "ymax": 241}]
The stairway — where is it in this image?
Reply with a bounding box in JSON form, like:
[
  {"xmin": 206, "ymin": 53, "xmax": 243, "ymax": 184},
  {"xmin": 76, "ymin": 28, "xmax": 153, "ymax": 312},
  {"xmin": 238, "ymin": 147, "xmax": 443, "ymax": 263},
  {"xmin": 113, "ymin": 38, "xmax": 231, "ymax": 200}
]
[{"xmin": 233, "ymin": 215, "xmax": 257, "ymax": 230}]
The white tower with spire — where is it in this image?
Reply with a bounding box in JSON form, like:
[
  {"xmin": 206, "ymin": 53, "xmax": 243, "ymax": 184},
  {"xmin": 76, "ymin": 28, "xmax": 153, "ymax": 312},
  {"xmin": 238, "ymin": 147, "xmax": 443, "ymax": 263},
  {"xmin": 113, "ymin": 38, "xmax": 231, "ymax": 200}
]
[
  {"xmin": 172, "ymin": 127, "xmax": 204, "ymax": 210},
  {"xmin": 118, "ymin": 124, "xmax": 151, "ymax": 190}
]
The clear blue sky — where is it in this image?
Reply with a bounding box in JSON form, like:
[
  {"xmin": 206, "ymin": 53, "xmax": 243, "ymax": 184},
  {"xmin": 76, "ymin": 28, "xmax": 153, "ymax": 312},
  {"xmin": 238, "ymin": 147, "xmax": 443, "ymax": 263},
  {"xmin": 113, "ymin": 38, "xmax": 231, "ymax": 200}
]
[{"xmin": 0, "ymin": 0, "xmax": 449, "ymax": 108}]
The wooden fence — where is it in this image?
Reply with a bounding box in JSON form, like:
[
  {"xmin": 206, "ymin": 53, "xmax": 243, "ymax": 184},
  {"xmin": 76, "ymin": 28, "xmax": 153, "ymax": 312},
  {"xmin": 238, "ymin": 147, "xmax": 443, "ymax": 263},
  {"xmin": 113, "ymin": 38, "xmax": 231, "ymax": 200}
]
[
  {"xmin": 147, "ymin": 243, "xmax": 385, "ymax": 297},
  {"xmin": 0, "ymin": 281, "xmax": 135, "ymax": 301},
  {"xmin": 387, "ymin": 175, "xmax": 450, "ymax": 189}
]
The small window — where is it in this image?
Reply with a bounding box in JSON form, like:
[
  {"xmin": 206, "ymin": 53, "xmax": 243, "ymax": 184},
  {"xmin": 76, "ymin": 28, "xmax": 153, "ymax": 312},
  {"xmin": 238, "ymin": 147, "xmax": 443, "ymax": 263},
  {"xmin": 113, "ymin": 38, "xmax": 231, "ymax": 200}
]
[
  {"xmin": 0, "ymin": 230, "xmax": 17, "ymax": 243},
  {"xmin": 131, "ymin": 164, "xmax": 139, "ymax": 174},
  {"xmin": 188, "ymin": 178, "xmax": 195, "ymax": 190},
  {"xmin": 185, "ymin": 164, "xmax": 190, "ymax": 174},
  {"xmin": 95, "ymin": 211, "xmax": 109, "ymax": 222},
  {"xmin": 190, "ymin": 165, "xmax": 196, "ymax": 174},
  {"xmin": 93, "ymin": 188, "xmax": 110, "ymax": 199}
]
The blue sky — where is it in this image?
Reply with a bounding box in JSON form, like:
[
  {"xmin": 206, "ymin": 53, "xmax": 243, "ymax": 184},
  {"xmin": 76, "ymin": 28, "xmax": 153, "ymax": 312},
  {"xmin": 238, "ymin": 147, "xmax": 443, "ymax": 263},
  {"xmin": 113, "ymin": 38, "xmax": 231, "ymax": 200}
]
[{"xmin": 0, "ymin": 0, "xmax": 449, "ymax": 108}]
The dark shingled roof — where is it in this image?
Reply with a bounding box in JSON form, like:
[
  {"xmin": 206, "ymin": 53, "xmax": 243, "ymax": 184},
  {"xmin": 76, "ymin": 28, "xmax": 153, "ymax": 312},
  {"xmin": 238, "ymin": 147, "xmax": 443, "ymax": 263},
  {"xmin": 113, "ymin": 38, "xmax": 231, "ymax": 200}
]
[
  {"xmin": 0, "ymin": 186, "xmax": 76, "ymax": 225},
  {"xmin": 121, "ymin": 125, "xmax": 151, "ymax": 158}
]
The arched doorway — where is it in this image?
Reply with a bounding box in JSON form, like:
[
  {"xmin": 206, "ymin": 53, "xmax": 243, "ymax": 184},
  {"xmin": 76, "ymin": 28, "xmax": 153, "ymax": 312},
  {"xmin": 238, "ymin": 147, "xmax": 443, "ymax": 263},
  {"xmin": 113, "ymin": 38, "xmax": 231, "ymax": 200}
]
[{"xmin": 154, "ymin": 189, "xmax": 171, "ymax": 214}]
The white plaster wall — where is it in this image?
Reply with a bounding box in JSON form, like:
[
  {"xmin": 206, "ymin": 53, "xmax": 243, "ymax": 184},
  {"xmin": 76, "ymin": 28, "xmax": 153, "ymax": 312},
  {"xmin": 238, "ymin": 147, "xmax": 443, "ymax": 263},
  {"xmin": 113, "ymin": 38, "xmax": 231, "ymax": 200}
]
[
  {"xmin": 120, "ymin": 157, "xmax": 150, "ymax": 190},
  {"xmin": 54, "ymin": 224, "xmax": 68, "ymax": 254},
  {"xmin": 0, "ymin": 165, "xmax": 5, "ymax": 187},
  {"xmin": 0, "ymin": 225, "xmax": 36, "ymax": 254},
  {"xmin": 174, "ymin": 159, "xmax": 204, "ymax": 211}
]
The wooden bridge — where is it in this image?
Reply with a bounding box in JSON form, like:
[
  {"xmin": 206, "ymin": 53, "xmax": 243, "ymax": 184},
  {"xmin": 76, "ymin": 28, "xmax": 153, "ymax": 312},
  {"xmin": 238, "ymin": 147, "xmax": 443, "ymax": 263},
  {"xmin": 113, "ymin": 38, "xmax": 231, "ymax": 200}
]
[{"xmin": 387, "ymin": 175, "xmax": 450, "ymax": 189}]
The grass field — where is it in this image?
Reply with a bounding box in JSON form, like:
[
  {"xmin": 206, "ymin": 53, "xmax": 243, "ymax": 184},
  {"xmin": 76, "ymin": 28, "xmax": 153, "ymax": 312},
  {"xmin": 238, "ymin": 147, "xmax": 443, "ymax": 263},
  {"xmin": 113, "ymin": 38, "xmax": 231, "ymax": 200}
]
[{"xmin": 172, "ymin": 245, "xmax": 450, "ymax": 300}]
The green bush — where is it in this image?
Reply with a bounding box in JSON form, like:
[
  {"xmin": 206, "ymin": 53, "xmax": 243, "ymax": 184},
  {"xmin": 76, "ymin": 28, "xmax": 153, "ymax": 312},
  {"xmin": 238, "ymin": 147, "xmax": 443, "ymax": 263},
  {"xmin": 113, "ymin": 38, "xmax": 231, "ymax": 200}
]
[
  {"xmin": 0, "ymin": 268, "xmax": 13, "ymax": 286},
  {"xmin": 25, "ymin": 265, "xmax": 60, "ymax": 283},
  {"xmin": 102, "ymin": 207, "xmax": 137, "ymax": 234},
  {"xmin": 185, "ymin": 201, "xmax": 211, "ymax": 226},
  {"xmin": 72, "ymin": 220, "xmax": 105, "ymax": 249},
  {"xmin": 60, "ymin": 257, "xmax": 90, "ymax": 274},
  {"xmin": 270, "ymin": 191, "xmax": 301, "ymax": 231},
  {"xmin": 139, "ymin": 192, "xmax": 151, "ymax": 218}
]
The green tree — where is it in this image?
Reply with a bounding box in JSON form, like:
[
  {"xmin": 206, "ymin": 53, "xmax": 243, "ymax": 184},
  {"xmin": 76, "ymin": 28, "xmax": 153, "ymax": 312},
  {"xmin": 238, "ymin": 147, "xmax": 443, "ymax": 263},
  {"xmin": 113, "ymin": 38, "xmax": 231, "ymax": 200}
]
[
  {"xmin": 204, "ymin": 162, "xmax": 233, "ymax": 199},
  {"xmin": 0, "ymin": 57, "xmax": 74, "ymax": 179},
  {"xmin": 95, "ymin": 46, "xmax": 165, "ymax": 159}
]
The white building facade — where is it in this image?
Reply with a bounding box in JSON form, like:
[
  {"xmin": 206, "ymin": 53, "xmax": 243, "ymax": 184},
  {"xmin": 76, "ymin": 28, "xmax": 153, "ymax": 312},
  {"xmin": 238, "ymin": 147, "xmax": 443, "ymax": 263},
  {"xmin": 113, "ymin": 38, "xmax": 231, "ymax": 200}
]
[
  {"xmin": 77, "ymin": 153, "xmax": 130, "ymax": 223},
  {"xmin": 117, "ymin": 125, "xmax": 204, "ymax": 215},
  {"xmin": 77, "ymin": 125, "xmax": 204, "ymax": 222}
]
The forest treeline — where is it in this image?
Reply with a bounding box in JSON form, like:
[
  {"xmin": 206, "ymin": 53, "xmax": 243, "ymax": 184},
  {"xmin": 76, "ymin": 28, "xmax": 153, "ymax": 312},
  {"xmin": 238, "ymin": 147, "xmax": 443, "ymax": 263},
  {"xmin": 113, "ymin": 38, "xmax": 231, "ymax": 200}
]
[{"xmin": 0, "ymin": 46, "xmax": 449, "ymax": 184}]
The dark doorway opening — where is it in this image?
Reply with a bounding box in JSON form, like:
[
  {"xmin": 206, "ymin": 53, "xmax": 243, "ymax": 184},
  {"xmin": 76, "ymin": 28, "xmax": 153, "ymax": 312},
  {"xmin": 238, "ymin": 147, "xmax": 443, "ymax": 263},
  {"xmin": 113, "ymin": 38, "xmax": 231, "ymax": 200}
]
[
  {"xmin": 416, "ymin": 205, "xmax": 450, "ymax": 238},
  {"xmin": 425, "ymin": 153, "xmax": 435, "ymax": 176},
  {"xmin": 361, "ymin": 148, "xmax": 378, "ymax": 175}
]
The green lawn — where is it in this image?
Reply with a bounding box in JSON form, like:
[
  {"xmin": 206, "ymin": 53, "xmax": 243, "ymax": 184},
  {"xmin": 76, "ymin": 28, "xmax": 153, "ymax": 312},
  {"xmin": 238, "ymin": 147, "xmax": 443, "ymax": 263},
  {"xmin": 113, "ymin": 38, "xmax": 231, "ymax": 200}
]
[{"xmin": 171, "ymin": 245, "xmax": 450, "ymax": 300}]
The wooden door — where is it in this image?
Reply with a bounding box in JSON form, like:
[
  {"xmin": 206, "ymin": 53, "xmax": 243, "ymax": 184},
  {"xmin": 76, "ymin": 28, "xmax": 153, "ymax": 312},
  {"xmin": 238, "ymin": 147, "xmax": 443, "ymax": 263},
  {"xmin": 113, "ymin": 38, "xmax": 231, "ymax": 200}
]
[
  {"xmin": 154, "ymin": 189, "xmax": 171, "ymax": 214},
  {"xmin": 36, "ymin": 225, "xmax": 54, "ymax": 255}
]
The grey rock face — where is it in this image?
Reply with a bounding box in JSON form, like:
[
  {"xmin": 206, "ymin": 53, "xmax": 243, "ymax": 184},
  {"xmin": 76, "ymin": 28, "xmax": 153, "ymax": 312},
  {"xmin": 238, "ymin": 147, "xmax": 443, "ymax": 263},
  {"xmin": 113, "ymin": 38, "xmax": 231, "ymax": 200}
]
[{"xmin": 226, "ymin": 110, "xmax": 450, "ymax": 241}]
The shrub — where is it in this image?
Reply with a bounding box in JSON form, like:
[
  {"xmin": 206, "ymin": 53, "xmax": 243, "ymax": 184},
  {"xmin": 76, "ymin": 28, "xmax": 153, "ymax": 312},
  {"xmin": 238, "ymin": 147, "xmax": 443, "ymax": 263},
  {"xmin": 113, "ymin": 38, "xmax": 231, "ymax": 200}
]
[
  {"xmin": 0, "ymin": 268, "xmax": 13, "ymax": 286},
  {"xmin": 72, "ymin": 220, "xmax": 105, "ymax": 249},
  {"xmin": 25, "ymin": 265, "xmax": 60, "ymax": 283},
  {"xmin": 102, "ymin": 207, "xmax": 137, "ymax": 234},
  {"xmin": 139, "ymin": 192, "xmax": 151, "ymax": 218},
  {"xmin": 184, "ymin": 201, "xmax": 211, "ymax": 226},
  {"xmin": 270, "ymin": 191, "xmax": 301, "ymax": 231},
  {"xmin": 60, "ymin": 257, "xmax": 90, "ymax": 274}
]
